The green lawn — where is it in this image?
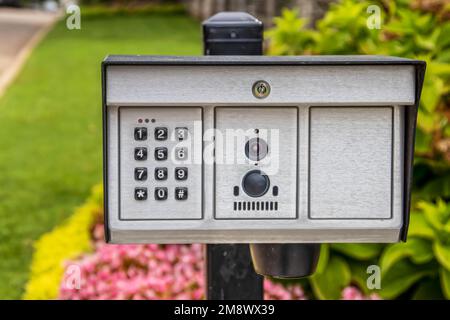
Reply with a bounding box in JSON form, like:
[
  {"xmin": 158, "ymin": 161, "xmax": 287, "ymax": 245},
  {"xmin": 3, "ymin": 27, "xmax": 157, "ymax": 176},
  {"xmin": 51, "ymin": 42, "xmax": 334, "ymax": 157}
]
[{"xmin": 0, "ymin": 8, "xmax": 201, "ymax": 299}]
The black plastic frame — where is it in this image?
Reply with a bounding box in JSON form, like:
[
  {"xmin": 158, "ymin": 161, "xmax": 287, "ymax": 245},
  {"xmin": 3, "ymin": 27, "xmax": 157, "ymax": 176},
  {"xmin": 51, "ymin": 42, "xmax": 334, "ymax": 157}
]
[{"xmin": 101, "ymin": 55, "xmax": 426, "ymax": 242}]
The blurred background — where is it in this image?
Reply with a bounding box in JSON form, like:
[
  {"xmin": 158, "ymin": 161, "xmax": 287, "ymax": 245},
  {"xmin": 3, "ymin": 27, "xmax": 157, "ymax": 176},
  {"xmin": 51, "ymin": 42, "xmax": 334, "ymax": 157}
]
[{"xmin": 0, "ymin": 0, "xmax": 449, "ymax": 300}]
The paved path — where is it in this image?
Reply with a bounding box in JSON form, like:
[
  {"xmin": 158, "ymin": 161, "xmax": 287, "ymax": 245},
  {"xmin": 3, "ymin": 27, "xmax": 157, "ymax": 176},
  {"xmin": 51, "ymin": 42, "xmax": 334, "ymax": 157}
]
[{"xmin": 0, "ymin": 8, "xmax": 59, "ymax": 96}]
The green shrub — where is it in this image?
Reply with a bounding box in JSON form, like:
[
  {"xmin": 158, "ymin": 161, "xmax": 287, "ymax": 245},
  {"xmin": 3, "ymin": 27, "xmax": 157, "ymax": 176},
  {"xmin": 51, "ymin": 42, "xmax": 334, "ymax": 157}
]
[
  {"xmin": 23, "ymin": 185, "xmax": 102, "ymax": 300},
  {"xmin": 267, "ymin": 0, "xmax": 450, "ymax": 299}
]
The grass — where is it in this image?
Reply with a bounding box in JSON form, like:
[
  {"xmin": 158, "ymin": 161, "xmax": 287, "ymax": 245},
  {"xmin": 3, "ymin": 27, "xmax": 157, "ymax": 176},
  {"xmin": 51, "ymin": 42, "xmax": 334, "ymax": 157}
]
[{"xmin": 0, "ymin": 8, "xmax": 201, "ymax": 299}]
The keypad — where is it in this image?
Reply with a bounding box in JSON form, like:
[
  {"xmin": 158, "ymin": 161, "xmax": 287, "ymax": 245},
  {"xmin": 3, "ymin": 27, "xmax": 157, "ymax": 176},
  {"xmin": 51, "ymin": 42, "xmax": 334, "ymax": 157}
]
[
  {"xmin": 131, "ymin": 126, "xmax": 192, "ymax": 204},
  {"xmin": 120, "ymin": 107, "xmax": 201, "ymax": 220}
]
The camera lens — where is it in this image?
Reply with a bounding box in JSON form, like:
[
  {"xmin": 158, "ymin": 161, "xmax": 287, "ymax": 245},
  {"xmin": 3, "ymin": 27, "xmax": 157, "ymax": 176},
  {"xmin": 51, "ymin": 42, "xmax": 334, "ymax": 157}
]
[
  {"xmin": 242, "ymin": 170, "xmax": 270, "ymax": 198},
  {"xmin": 245, "ymin": 138, "xmax": 268, "ymax": 161}
]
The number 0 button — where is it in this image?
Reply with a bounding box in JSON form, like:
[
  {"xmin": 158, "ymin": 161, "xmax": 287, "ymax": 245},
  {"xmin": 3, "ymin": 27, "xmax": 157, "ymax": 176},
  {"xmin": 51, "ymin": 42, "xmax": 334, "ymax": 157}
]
[
  {"xmin": 154, "ymin": 127, "xmax": 168, "ymax": 141},
  {"xmin": 155, "ymin": 147, "xmax": 168, "ymax": 161},
  {"xmin": 155, "ymin": 187, "xmax": 168, "ymax": 200},
  {"xmin": 134, "ymin": 147, "xmax": 147, "ymax": 160},
  {"xmin": 175, "ymin": 167, "xmax": 188, "ymax": 180}
]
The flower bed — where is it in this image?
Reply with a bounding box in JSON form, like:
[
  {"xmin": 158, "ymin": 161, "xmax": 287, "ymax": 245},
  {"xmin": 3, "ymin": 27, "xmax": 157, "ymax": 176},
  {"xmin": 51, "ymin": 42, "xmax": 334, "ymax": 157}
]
[{"xmin": 25, "ymin": 184, "xmax": 377, "ymax": 300}]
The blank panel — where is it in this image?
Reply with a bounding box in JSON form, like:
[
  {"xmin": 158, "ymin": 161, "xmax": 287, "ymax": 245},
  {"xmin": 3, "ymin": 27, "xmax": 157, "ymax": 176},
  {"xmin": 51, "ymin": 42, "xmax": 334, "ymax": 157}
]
[{"xmin": 309, "ymin": 107, "xmax": 393, "ymax": 219}]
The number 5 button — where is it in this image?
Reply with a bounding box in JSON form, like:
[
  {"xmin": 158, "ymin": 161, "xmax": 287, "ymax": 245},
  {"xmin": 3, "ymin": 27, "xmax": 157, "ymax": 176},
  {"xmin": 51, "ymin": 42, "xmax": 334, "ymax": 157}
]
[
  {"xmin": 175, "ymin": 167, "xmax": 188, "ymax": 180},
  {"xmin": 154, "ymin": 147, "xmax": 168, "ymax": 161}
]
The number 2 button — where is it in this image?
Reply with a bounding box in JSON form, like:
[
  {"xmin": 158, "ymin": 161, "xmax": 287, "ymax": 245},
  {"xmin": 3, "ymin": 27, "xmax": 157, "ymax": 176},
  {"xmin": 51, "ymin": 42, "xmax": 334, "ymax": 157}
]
[
  {"xmin": 154, "ymin": 127, "xmax": 168, "ymax": 141},
  {"xmin": 134, "ymin": 127, "xmax": 147, "ymax": 141}
]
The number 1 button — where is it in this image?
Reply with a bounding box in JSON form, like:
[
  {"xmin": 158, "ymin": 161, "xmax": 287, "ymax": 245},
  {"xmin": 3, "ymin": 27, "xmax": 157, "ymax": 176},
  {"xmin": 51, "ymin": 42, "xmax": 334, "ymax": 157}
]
[{"xmin": 134, "ymin": 127, "xmax": 147, "ymax": 141}]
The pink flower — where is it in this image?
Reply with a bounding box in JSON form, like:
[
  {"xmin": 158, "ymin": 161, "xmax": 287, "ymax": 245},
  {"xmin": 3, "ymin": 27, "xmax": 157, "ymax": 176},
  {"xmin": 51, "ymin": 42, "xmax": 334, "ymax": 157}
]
[
  {"xmin": 341, "ymin": 286, "xmax": 381, "ymax": 300},
  {"xmin": 59, "ymin": 223, "xmax": 313, "ymax": 300}
]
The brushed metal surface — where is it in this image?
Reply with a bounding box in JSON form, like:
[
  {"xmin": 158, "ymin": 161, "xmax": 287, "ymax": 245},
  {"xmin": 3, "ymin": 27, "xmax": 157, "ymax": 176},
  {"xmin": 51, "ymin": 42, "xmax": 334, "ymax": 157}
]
[
  {"xmin": 119, "ymin": 107, "xmax": 203, "ymax": 220},
  {"xmin": 309, "ymin": 107, "xmax": 393, "ymax": 219},
  {"xmin": 214, "ymin": 107, "xmax": 297, "ymax": 219},
  {"xmin": 106, "ymin": 65, "xmax": 415, "ymax": 106},
  {"xmin": 104, "ymin": 63, "xmax": 411, "ymax": 243}
]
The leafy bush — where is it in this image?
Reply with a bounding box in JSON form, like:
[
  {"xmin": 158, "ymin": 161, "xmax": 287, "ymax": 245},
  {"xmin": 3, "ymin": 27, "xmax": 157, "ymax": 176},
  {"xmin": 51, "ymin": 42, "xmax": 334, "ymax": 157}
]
[
  {"xmin": 23, "ymin": 185, "xmax": 103, "ymax": 300},
  {"xmin": 267, "ymin": 0, "xmax": 450, "ymax": 299}
]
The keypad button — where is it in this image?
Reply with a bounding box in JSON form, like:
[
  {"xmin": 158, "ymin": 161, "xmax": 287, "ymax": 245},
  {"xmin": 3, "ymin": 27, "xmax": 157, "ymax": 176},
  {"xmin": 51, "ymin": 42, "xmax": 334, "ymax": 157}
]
[
  {"xmin": 175, "ymin": 187, "xmax": 188, "ymax": 200},
  {"xmin": 134, "ymin": 127, "xmax": 147, "ymax": 141},
  {"xmin": 175, "ymin": 147, "xmax": 188, "ymax": 161},
  {"xmin": 175, "ymin": 167, "xmax": 188, "ymax": 180},
  {"xmin": 134, "ymin": 147, "xmax": 147, "ymax": 161},
  {"xmin": 134, "ymin": 167, "xmax": 148, "ymax": 181},
  {"xmin": 155, "ymin": 167, "xmax": 168, "ymax": 181},
  {"xmin": 154, "ymin": 127, "xmax": 168, "ymax": 141},
  {"xmin": 134, "ymin": 187, "xmax": 147, "ymax": 200},
  {"xmin": 175, "ymin": 127, "xmax": 188, "ymax": 141},
  {"xmin": 155, "ymin": 187, "xmax": 168, "ymax": 200},
  {"xmin": 154, "ymin": 147, "xmax": 168, "ymax": 161}
]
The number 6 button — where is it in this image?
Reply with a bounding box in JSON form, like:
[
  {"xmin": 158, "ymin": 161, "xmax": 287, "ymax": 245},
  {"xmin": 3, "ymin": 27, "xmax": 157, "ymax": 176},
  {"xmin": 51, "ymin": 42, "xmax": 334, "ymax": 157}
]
[{"xmin": 175, "ymin": 167, "xmax": 188, "ymax": 180}]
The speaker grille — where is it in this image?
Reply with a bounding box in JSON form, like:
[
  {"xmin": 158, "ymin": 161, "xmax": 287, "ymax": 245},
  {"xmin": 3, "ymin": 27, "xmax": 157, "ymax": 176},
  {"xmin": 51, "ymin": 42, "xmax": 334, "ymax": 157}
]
[{"xmin": 233, "ymin": 201, "xmax": 278, "ymax": 211}]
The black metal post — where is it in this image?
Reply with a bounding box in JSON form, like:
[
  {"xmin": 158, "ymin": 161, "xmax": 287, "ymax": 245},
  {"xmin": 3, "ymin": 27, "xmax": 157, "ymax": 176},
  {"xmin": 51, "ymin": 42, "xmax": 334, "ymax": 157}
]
[{"xmin": 203, "ymin": 12, "xmax": 264, "ymax": 300}]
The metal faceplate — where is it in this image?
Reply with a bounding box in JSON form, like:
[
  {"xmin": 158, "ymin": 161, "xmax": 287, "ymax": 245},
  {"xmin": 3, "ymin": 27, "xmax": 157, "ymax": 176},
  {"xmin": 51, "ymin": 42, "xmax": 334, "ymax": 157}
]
[{"xmin": 103, "ymin": 56, "xmax": 424, "ymax": 243}]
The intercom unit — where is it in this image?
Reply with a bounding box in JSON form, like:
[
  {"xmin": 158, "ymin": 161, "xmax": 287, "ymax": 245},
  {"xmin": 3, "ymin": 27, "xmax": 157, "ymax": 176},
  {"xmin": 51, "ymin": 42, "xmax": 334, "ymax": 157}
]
[{"xmin": 102, "ymin": 55, "xmax": 425, "ymax": 244}]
